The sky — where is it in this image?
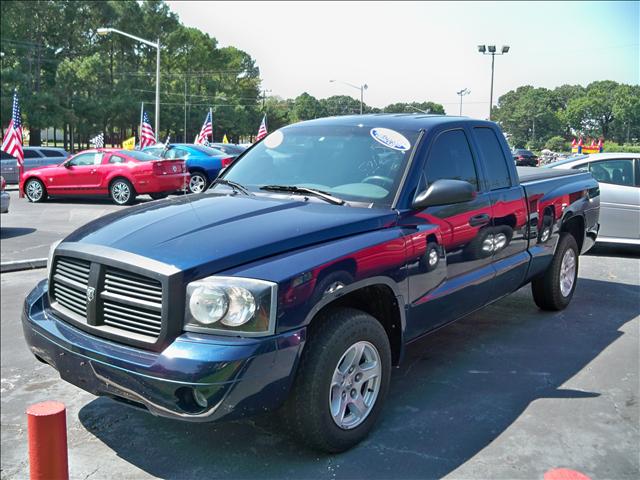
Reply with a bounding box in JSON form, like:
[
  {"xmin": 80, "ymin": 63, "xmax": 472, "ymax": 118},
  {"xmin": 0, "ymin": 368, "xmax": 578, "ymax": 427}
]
[{"xmin": 167, "ymin": 1, "xmax": 639, "ymax": 119}]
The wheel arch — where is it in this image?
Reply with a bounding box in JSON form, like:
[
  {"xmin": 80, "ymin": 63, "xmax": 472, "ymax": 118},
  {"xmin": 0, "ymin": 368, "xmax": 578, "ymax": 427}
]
[
  {"xmin": 560, "ymin": 212, "xmax": 585, "ymax": 253},
  {"xmin": 303, "ymin": 277, "xmax": 406, "ymax": 366}
]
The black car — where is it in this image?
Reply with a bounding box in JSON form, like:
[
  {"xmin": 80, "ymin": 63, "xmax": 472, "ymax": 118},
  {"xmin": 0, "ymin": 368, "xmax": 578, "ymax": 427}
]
[
  {"xmin": 209, "ymin": 142, "xmax": 246, "ymax": 156},
  {"xmin": 512, "ymin": 148, "xmax": 539, "ymax": 167}
]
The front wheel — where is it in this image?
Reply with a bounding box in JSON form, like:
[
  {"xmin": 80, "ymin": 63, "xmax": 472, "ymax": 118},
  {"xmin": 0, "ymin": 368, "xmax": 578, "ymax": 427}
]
[
  {"xmin": 283, "ymin": 308, "xmax": 391, "ymax": 452},
  {"xmin": 188, "ymin": 172, "xmax": 208, "ymax": 194},
  {"xmin": 531, "ymin": 233, "xmax": 579, "ymax": 310},
  {"xmin": 24, "ymin": 178, "xmax": 47, "ymax": 203},
  {"xmin": 110, "ymin": 179, "xmax": 135, "ymax": 205}
]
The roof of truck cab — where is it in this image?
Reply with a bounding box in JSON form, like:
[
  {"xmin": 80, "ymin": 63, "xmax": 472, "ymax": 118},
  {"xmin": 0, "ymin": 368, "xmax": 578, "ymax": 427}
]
[{"xmin": 288, "ymin": 114, "xmax": 496, "ymax": 131}]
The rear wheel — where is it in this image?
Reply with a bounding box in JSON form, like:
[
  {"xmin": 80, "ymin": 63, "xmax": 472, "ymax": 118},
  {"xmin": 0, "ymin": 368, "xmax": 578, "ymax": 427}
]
[
  {"xmin": 24, "ymin": 178, "xmax": 47, "ymax": 203},
  {"xmin": 110, "ymin": 179, "xmax": 135, "ymax": 205},
  {"xmin": 531, "ymin": 233, "xmax": 579, "ymax": 310},
  {"xmin": 188, "ymin": 172, "xmax": 208, "ymax": 194},
  {"xmin": 283, "ymin": 307, "xmax": 391, "ymax": 452}
]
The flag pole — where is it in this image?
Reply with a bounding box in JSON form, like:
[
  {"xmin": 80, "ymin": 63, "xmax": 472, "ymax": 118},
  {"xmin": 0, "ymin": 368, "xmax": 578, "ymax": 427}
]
[
  {"xmin": 139, "ymin": 102, "xmax": 144, "ymax": 148},
  {"xmin": 209, "ymin": 107, "xmax": 213, "ymax": 143}
]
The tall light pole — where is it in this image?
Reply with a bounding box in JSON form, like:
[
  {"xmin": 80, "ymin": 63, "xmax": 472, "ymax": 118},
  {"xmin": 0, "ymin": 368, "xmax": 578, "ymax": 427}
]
[
  {"xmin": 329, "ymin": 80, "xmax": 368, "ymax": 114},
  {"xmin": 477, "ymin": 45, "xmax": 509, "ymax": 120},
  {"xmin": 456, "ymin": 88, "xmax": 470, "ymax": 116},
  {"xmin": 98, "ymin": 27, "xmax": 161, "ymax": 136}
]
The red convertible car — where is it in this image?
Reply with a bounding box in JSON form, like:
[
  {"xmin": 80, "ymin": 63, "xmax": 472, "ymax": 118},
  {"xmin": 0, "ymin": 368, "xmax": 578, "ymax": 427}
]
[{"xmin": 20, "ymin": 149, "xmax": 189, "ymax": 205}]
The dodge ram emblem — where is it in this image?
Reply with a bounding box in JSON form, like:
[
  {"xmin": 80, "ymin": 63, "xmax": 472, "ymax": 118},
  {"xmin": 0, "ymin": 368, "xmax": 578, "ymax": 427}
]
[{"xmin": 86, "ymin": 287, "xmax": 96, "ymax": 303}]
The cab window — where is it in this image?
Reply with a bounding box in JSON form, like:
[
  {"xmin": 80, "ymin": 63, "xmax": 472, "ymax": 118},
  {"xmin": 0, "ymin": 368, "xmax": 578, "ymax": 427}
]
[
  {"xmin": 473, "ymin": 127, "xmax": 512, "ymax": 190},
  {"xmin": 423, "ymin": 129, "xmax": 478, "ymax": 189}
]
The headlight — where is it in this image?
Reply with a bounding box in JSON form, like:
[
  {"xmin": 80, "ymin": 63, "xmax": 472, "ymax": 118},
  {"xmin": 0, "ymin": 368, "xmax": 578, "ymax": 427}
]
[
  {"xmin": 47, "ymin": 240, "xmax": 62, "ymax": 274},
  {"xmin": 185, "ymin": 277, "xmax": 276, "ymax": 336}
]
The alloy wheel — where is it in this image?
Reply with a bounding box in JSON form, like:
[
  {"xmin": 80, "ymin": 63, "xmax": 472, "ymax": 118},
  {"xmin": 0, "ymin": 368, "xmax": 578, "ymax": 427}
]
[{"xmin": 329, "ymin": 341, "xmax": 382, "ymax": 430}]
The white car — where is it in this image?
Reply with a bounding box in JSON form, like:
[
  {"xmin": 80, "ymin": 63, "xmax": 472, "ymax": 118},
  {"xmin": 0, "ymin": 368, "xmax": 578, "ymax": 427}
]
[
  {"xmin": 0, "ymin": 176, "xmax": 9, "ymax": 214},
  {"xmin": 548, "ymin": 153, "xmax": 640, "ymax": 245}
]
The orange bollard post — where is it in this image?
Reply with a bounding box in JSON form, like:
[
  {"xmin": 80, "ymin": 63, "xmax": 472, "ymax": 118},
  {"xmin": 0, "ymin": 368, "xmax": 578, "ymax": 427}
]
[{"xmin": 27, "ymin": 401, "xmax": 69, "ymax": 480}]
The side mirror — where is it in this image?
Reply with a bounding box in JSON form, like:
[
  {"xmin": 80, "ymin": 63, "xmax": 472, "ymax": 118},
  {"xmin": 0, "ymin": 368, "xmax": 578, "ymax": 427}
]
[
  {"xmin": 63, "ymin": 161, "xmax": 72, "ymax": 168},
  {"xmin": 412, "ymin": 179, "xmax": 475, "ymax": 209}
]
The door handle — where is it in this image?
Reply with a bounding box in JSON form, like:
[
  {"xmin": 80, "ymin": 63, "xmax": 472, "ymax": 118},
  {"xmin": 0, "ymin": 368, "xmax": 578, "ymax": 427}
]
[
  {"xmin": 90, "ymin": 169, "xmax": 97, "ymax": 174},
  {"xmin": 469, "ymin": 214, "xmax": 491, "ymax": 227}
]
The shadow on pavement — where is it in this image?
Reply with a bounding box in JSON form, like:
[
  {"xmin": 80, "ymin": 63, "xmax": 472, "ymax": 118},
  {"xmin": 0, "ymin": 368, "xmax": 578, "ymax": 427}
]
[
  {"xmin": 78, "ymin": 277, "xmax": 637, "ymax": 479},
  {"xmin": 587, "ymin": 244, "xmax": 639, "ymax": 259},
  {"xmin": 0, "ymin": 227, "xmax": 37, "ymax": 239}
]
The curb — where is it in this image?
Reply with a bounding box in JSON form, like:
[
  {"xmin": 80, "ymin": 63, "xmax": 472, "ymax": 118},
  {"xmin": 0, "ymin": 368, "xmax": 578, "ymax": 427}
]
[{"xmin": 1, "ymin": 258, "xmax": 47, "ymax": 273}]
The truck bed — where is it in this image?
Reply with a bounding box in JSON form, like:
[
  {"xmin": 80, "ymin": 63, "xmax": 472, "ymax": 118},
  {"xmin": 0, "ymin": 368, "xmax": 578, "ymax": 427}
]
[{"xmin": 516, "ymin": 166, "xmax": 582, "ymax": 183}]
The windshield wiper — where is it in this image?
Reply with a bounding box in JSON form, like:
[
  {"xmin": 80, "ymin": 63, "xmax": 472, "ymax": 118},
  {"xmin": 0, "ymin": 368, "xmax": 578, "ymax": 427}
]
[
  {"xmin": 260, "ymin": 185, "xmax": 346, "ymax": 205},
  {"xmin": 211, "ymin": 178, "xmax": 252, "ymax": 196}
]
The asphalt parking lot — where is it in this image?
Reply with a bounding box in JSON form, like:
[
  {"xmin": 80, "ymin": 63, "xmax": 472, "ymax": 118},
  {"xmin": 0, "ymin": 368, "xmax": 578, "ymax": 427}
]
[{"xmin": 1, "ymin": 194, "xmax": 639, "ymax": 480}]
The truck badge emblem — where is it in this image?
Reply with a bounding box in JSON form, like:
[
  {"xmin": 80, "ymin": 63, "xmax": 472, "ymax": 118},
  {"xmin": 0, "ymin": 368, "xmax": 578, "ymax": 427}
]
[{"xmin": 86, "ymin": 287, "xmax": 96, "ymax": 303}]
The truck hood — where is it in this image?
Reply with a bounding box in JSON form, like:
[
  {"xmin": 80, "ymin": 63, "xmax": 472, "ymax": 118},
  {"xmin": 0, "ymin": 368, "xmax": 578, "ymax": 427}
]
[{"xmin": 64, "ymin": 193, "xmax": 398, "ymax": 275}]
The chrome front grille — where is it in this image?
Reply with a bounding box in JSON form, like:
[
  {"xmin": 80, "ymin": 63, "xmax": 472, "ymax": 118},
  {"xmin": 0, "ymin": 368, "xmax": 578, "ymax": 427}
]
[
  {"xmin": 50, "ymin": 255, "xmax": 167, "ymax": 347},
  {"xmin": 51, "ymin": 257, "xmax": 91, "ymax": 318},
  {"xmin": 101, "ymin": 267, "xmax": 163, "ymax": 338}
]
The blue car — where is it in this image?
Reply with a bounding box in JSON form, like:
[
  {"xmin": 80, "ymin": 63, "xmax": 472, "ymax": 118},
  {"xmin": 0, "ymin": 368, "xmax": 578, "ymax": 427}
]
[{"xmin": 142, "ymin": 143, "xmax": 233, "ymax": 193}]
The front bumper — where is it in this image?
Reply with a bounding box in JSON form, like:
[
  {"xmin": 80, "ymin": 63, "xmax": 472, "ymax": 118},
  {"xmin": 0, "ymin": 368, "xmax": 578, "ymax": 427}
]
[{"xmin": 22, "ymin": 279, "xmax": 305, "ymax": 422}]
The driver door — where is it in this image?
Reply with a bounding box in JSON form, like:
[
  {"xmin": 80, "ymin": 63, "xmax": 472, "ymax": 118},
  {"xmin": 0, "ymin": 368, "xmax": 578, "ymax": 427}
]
[{"xmin": 51, "ymin": 152, "xmax": 103, "ymax": 193}]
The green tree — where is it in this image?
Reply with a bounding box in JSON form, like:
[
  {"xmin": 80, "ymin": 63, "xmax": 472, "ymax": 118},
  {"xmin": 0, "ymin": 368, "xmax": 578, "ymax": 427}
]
[
  {"xmin": 292, "ymin": 92, "xmax": 325, "ymax": 122},
  {"xmin": 383, "ymin": 101, "xmax": 445, "ymax": 114}
]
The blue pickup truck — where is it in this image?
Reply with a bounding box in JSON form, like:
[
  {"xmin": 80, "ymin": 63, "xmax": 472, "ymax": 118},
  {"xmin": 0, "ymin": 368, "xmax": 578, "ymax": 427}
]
[{"xmin": 23, "ymin": 115, "xmax": 599, "ymax": 452}]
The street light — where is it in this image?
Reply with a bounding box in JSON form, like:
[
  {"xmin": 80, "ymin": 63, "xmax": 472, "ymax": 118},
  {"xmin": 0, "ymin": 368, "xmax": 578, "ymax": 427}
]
[
  {"xmin": 329, "ymin": 79, "xmax": 368, "ymax": 114},
  {"xmin": 98, "ymin": 27, "xmax": 161, "ymax": 136},
  {"xmin": 456, "ymin": 88, "xmax": 470, "ymax": 116},
  {"xmin": 477, "ymin": 44, "xmax": 510, "ymax": 120}
]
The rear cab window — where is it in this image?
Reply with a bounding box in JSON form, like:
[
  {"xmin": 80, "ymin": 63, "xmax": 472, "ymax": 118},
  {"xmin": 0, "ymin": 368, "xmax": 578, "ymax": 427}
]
[{"xmin": 473, "ymin": 127, "xmax": 513, "ymax": 190}]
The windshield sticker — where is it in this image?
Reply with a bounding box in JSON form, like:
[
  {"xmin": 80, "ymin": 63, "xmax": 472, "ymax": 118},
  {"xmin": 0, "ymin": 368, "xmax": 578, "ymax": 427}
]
[
  {"xmin": 370, "ymin": 128, "xmax": 411, "ymax": 151},
  {"xmin": 264, "ymin": 130, "xmax": 284, "ymax": 149}
]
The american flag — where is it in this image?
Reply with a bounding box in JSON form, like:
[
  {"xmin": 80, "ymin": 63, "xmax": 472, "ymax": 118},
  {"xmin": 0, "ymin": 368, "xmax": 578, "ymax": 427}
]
[
  {"xmin": 140, "ymin": 111, "xmax": 156, "ymax": 148},
  {"xmin": 1, "ymin": 90, "xmax": 24, "ymax": 167},
  {"xmin": 89, "ymin": 132, "xmax": 104, "ymax": 148},
  {"xmin": 256, "ymin": 114, "xmax": 267, "ymax": 141},
  {"xmin": 195, "ymin": 110, "xmax": 213, "ymax": 145}
]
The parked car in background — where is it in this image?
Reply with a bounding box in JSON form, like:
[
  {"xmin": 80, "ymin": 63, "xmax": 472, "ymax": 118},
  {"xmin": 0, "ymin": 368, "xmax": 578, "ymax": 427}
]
[
  {"xmin": 512, "ymin": 148, "xmax": 539, "ymax": 167},
  {"xmin": 0, "ymin": 176, "xmax": 9, "ymax": 213},
  {"xmin": 1, "ymin": 147, "xmax": 70, "ymax": 184},
  {"xmin": 547, "ymin": 152, "xmax": 639, "ymax": 245},
  {"xmin": 209, "ymin": 142, "xmax": 247, "ymax": 157},
  {"xmin": 142, "ymin": 143, "xmax": 234, "ymax": 194},
  {"xmin": 20, "ymin": 149, "xmax": 188, "ymax": 205}
]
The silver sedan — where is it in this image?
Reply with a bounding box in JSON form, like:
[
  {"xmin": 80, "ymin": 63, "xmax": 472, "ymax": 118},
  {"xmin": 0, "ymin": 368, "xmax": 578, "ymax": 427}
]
[
  {"xmin": 548, "ymin": 153, "xmax": 640, "ymax": 245},
  {"xmin": 1, "ymin": 176, "xmax": 9, "ymax": 214}
]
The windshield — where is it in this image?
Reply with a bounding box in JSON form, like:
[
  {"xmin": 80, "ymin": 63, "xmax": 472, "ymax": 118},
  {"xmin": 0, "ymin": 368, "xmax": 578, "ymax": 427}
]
[
  {"xmin": 119, "ymin": 150, "xmax": 159, "ymax": 161},
  {"xmin": 218, "ymin": 124, "xmax": 419, "ymax": 206}
]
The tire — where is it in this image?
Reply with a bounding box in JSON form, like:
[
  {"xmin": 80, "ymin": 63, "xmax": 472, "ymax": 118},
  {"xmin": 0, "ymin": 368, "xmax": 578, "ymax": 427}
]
[
  {"xmin": 24, "ymin": 178, "xmax": 47, "ymax": 203},
  {"xmin": 188, "ymin": 172, "xmax": 208, "ymax": 194},
  {"xmin": 419, "ymin": 241, "xmax": 440, "ymax": 272},
  {"xmin": 531, "ymin": 233, "xmax": 579, "ymax": 311},
  {"xmin": 110, "ymin": 178, "xmax": 135, "ymax": 205},
  {"xmin": 284, "ymin": 307, "xmax": 391, "ymax": 453},
  {"xmin": 149, "ymin": 193, "xmax": 168, "ymax": 200}
]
